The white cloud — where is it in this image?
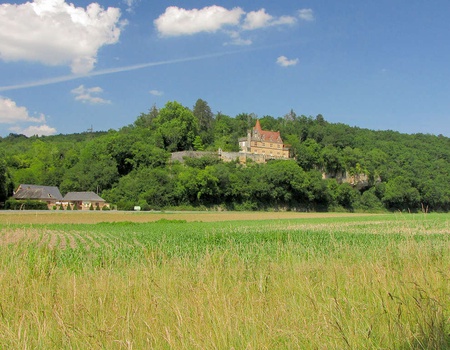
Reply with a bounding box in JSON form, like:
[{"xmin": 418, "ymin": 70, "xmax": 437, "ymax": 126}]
[
  {"xmin": 0, "ymin": 0, "xmax": 125, "ymax": 74},
  {"xmin": 149, "ymin": 90, "xmax": 163, "ymax": 96},
  {"xmin": 0, "ymin": 97, "xmax": 45, "ymax": 124},
  {"xmin": 242, "ymin": 9, "xmax": 296, "ymax": 30},
  {"xmin": 298, "ymin": 9, "xmax": 314, "ymax": 21},
  {"xmin": 242, "ymin": 9, "xmax": 273, "ymax": 30},
  {"xmin": 71, "ymin": 85, "xmax": 111, "ymax": 104},
  {"xmin": 155, "ymin": 6, "xmax": 244, "ymax": 36},
  {"xmin": 155, "ymin": 6, "xmax": 301, "ymax": 45},
  {"xmin": 276, "ymin": 56, "xmax": 299, "ymax": 67},
  {"xmin": 224, "ymin": 31, "xmax": 252, "ymax": 46},
  {"xmin": 123, "ymin": 0, "xmax": 139, "ymax": 13},
  {"xmin": 0, "ymin": 97, "xmax": 55, "ymax": 136},
  {"xmin": 9, "ymin": 124, "xmax": 57, "ymax": 137}
]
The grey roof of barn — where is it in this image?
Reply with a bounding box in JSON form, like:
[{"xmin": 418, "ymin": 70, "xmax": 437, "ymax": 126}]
[
  {"xmin": 13, "ymin": 184, "xmax": 63, "ymax": 201},
  {"xmin": 63, "ymin": 192, "xmax": 105, "ymax": 202}
]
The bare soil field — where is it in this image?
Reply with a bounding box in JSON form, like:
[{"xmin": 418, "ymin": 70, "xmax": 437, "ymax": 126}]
[{"xmin": 0, "ymin": 210, "xmax": 376, "ymax": 224}]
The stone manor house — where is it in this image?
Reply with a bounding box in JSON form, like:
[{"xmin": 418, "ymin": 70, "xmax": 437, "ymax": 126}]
[{"xmin": 238, "ymin": 120, "xmax": 291, "ymax": 160}]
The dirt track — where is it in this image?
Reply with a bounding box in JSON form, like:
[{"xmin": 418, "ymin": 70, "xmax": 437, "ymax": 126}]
[{"xmin": 0, "ymin": 211, "xmax": 371, "ymax": 225}]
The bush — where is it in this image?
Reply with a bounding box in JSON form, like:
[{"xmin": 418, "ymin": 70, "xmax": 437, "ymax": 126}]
[
  {"xmin": 116, "ymin": 200, "xmax": 135, "ymax": 211},
  {"xmin": 5, "ymin": 199, "xmax": 48, "ymax": 210}
]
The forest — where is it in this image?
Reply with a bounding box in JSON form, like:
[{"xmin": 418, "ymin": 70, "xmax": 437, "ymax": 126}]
[{"xmin": 1, "ymin": 99, "xmax": 450, "ymax": 212}]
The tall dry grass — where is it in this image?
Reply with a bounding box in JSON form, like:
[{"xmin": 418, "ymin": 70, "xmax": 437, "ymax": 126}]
[{"xmin": 0, "ymin": 239, "xmax": 448, "ymax": 349}]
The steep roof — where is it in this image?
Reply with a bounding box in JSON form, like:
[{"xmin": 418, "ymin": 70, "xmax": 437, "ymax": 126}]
[
  {"xmin": 63, "ymin": 192, "xmax": 105, "ymax": 202},
  {"xmin": 253, "ymin": 120, "xmax": 283, "ymax": 142},
  {"xmin": 13, "ymin": 184, "xmax": 63, "ymax": 201}
]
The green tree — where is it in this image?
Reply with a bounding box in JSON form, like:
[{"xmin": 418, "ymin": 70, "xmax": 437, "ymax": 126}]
[
  {"xmin": 296, "ymin": 138, "xmax": 322, "ymax": 171},
  {"xmin": 335, "ymin": 183, "xmax": 360, "ymax": 211},
  {"xmin": 193, "ymin": 99, "xmax": 214, "ymax": 145},
  {"xmin": 60, "ymin": 139, "xmax": 119, "ymax": 193},
  {"xmin": 382, "ymin": 176, "xmax": 421, "ymax": 210},
  {"xmin": 357, "ymin": 187, "xmax": 384, "ymax": 211},
  {"xmin": 0, "ymin": 158, "xmax": 13, "ymax": 205},
  {"xmin": 155, "ymin": 101, "xmax": 198, "ymax": 152},
  {"xmin": 213, "ymin": 113, "xmax": 239, "ymax": 151},
  {"xmin": 235, "ymin": 113, "xmax": 256, "ymax": 137},
  {"xmin": 192, "ymin": 136, "xmax": 204, "ymax": 151},
  {"xmin": 129, "ymin": 142, "xmax": 169, "ymax": 169},
  {"xmin": 321, "ymin": 145, "xmax": 343, "ymax": 175},
  {"xmin": 134, "ymin": 104, "xmax": 159, "ymax": 129}
]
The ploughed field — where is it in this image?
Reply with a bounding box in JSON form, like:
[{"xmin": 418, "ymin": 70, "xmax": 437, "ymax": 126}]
[{"xmin": 0, "ymin": 212, "xmax": 449, "ymax": 349}]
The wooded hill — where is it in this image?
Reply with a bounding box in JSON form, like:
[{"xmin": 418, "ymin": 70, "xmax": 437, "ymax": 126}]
[{"xmin": 1, "ymin": 99, "xmax": 449, "ymax": 212}]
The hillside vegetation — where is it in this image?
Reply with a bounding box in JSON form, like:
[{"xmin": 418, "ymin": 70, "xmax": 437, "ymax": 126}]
[{"xmin": 1, "ymin": 99, "xmax": 450, "ymax": 211}]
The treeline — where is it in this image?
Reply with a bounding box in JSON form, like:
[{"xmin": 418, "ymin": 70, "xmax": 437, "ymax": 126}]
[{"xmin": 1, "ymin": 99, "xmax": 450, "ymax": 212}]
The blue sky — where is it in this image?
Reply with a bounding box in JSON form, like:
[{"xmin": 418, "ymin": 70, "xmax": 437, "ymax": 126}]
[{"xmin": 1, "ymin": 0, "xmax": 450, "ymax": 137}]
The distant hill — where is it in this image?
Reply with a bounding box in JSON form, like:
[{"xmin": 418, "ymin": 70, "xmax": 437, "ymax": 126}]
[{"xmin": 1, "ymin": 100, "xmax": 449, "ymax": 212}]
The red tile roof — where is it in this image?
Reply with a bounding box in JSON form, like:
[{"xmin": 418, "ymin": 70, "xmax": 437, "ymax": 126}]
[{"xmin": 254, "ymin": 120, "xmax": 282, "ymax": 142}]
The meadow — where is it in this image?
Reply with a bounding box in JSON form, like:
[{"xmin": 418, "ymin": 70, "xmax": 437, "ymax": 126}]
[{"xmin": 0, "ymin": 212, "xmax": 449, "ymax": 349}]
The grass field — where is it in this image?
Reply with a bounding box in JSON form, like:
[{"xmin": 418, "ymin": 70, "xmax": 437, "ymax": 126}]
[{"xmin": 0, "ymin": 212, "xmax": 449, "ymax": 349}]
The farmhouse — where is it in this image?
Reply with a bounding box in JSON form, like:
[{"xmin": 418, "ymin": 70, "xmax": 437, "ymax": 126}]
[
  {"xmin": 239, "ymin": 120, "xmax": 291, "ymax": 161},
  {"xmin": 13, "ymin": 184, "xmax": 63, "ymax": 209},
  {"xmin": 11, "ymin": 185, "xmax": 109, "ymax": 210},
  {"xmin": 63, "ymin": 192, "xmax": 108, "ymax": 210}
]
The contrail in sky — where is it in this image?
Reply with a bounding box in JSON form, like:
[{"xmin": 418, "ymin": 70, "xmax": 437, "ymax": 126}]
[{"xmin": 0, "ymin": 51, "xmax": 235, "ymax": 92}]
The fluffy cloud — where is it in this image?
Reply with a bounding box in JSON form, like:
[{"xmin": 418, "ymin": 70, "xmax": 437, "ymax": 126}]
[
  {"xmin": 242, "ymin": 9, "xmax": 273, "ymax": 30},
  {"xmin": 242, "ymin": 9, "xmax": 296, "ymax": 30},
  {"xmin": 0, "ymin": 97, "xmax": 55, "ymax": 136},
  {"xmin": 71, "ymin": 85, "xmax": 111, "ymax": 104},
  {"xmin": 155, "ymin": 6, "xmax": 244, "ymax": 36},
  {"xmin": 0, "ymin": 0, "xmax": 125, "ymax": 74},
  {"xmin": 298, "ymin": 9, "xmax": 314, "ymax": 21},
  {"xmin": 154, "ymin": 6, "xmax": 298, "ymax": 41},
  {"xmin": 0, "ymin": 97, "xmax": 45, "ymax": 124},
  {"xmin": 9, "ymin": 124, "xmax": 57, "ymax": 137},
  {"xmin": 276, "ymin": 56, "xmax": 299, "ymax": 67}
]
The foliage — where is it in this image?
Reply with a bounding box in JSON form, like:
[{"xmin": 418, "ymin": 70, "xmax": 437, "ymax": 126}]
[
  {"xmin": 0, "ymin": 157, "xmax": 13, "ymax": 206},
  {"xmin": 1, "ymin": 100, "xmax": 450, "ymax": 212},
  {"xmin": 154, "ymin": 101, "xmax": 198, "ymax": 152},
  {"xmin": 5, "ymin": 199, "xmax": 48, "ymax": 210}
]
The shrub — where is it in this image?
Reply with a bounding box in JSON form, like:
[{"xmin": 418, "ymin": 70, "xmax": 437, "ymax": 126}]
[{"xmin": 5, "ymin": 199, "xmax": 48, "ymax": 210}]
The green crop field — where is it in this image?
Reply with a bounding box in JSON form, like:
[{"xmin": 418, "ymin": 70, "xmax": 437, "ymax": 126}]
[{"xmin": 0, "ymin": 212, "xmax": 449, "ymax": 349}]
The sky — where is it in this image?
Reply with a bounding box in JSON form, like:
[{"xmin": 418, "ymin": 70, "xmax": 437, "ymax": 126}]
[{"xmin": 1, "ymin": 0, "xmax": 450, "ymax": 137}]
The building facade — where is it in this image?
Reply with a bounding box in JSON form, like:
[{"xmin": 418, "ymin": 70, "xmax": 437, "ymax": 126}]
[
  {"xmin": 63, "ymin": 192, "xmax": 108, "ymax": 210},
  {"xmin": 239, "ymin": 120, "xmax": 291, "ymax": 160},
  {"xmin": 13, "ymin": 184, "xmax": 63, "ymax": 209}
]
